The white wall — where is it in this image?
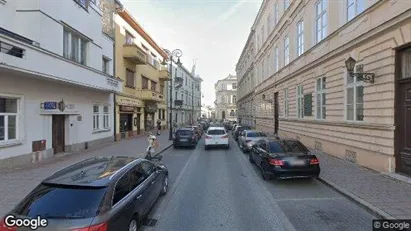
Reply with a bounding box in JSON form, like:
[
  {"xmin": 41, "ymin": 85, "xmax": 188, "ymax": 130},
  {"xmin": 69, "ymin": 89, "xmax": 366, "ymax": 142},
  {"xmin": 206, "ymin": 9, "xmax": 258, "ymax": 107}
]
[{"xmin": 0, "ymin": 73, "xmax": 114, "ymax": 159}]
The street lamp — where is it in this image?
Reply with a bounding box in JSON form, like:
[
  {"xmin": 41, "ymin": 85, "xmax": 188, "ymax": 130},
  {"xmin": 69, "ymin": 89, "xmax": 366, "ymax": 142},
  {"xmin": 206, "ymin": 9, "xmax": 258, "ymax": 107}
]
[
  {"xmin": 161, "ymin": 49, "xmax": 183, "ymax": 140},
  {"xmin": 345, "ymin": 56, "xmax": 375, "ymax": 83}
]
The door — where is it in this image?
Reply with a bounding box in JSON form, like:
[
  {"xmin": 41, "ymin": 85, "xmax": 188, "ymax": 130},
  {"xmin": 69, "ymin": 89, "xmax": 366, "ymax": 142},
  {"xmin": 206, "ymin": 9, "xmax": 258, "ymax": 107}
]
[
  {"xmin": 119, "ymin": 114, "xmax": 129, "ymax": 133},
  {"xmin": 141, "ymin": 161, "xmax": 162, "ymax": 204},
  {"xmin": 222, "ymin": 111, "xmax": 226, "ymax": 120},
  {"xmin": 52, "ymin": 115, "xmax": 65, "ymax": 154},
  {"xmin": 274, "ymin": 92, "xmax": 279, "ymax": 134}
]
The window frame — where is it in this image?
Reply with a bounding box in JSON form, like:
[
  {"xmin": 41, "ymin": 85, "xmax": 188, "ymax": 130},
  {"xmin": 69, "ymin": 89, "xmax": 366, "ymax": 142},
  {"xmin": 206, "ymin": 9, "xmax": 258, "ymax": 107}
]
[
  {"xmin": 345, "ymin": 70, "xmax": 365, "ymax": 122},
  {"xmin": 284, "ymin": 88, "xmax": 289, "ymax": 118},
  {"xmin": 284, "ymin": 36, "xmax": 290, "ymax": 66},
  {"xmin": 297, "ymin": 20, "xmax": 304, "ymax": 57},
  {"xmin": 126, "ymin": 69, "xmax": 135, "ymax": 88},
  {"xmin": 296, "ymin": 85, "xmax": 304, "ymax": 119},
  {"xmin": 347, "ymin": 0, "xmax": 365, "ymax": 21},
  {"xmin": 0, "ymin": 94, "xmax": 21, "ymax": 145},
  {"xmin": 284, "ymin": 0, "xmax": 291, "ymax": 11},
  {"xmin": 93, "ymin": 105, "xmax": 100, "ymax": 131},
  {"xmin": 274, "ymin": 2, "xmax": 279, "ymax": 25},
  {"xmin": 315, "ymin": 77, "xmax": 326, "ymax": 120},
  {"xmin": 103, "ymin": 106, "xmax": 110, "ymax": 129},
  {"xmin": 273, "ymin": 46, "xmax": 279, "ymax": 72},
  {"xmin": 63, "ymin": 28, "xmax": 88, "ymax": 65},
  {"xmin": 102, "ymin": 56, "xmax": 110, "ymax": 74},
  {"xmin": 315, "ymin": 0, "xmax": 327, "ymax": 44}
]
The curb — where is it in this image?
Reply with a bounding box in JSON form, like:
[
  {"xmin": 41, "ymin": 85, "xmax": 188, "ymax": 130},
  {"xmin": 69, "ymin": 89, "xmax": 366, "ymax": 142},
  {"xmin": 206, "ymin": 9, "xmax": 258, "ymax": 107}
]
[
  {"xmin": 317, "ymin": 177, "xmax": 396, "ymax": 220},
  {"xmin": 157, "ymin": 143, "xmax": 173, "ymax": 155}
]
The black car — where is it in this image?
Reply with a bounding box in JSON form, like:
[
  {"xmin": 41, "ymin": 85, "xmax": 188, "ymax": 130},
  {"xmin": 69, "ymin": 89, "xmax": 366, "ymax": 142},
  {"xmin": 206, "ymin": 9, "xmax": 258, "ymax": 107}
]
[
  {"xmin": 249, "ymin": 138, "xmax": 320, "ymax": 180},
  {"xmin": 173, "ymin": 128, "xmax": 197, "ymax": 148},
  {"xmin": 1, "ymin": 156, "xmax": 168, "ymax": 231},
  {"xmin": 233, "ymin": 126, "xmax": 252, "ymax": 141}
]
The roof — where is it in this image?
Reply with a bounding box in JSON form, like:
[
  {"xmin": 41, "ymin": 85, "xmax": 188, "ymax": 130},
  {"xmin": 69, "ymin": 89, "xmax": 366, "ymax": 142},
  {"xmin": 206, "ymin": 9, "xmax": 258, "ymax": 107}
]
[
  {"xmin": 118, "ymin": 10, "xmax": 168, "ymax": 59},
  {"xmin": 43, "ymin": 156, "xmax": 139, "ymax": 187}
]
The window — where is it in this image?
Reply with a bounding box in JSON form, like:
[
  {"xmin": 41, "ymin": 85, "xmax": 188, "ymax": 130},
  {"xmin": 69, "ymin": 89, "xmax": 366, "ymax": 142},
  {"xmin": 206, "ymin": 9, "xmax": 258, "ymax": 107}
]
[
  {"xmin": 93, "ymin": 105, "xmax": 99, "ymax": 130},
  {"xmin": 63, "ymin": 29, "xmax": 88, "ymax": 65},
  {"xmin": 126, "ymin": 69, "xmax": 135, "ymax": 88},
  {"xmin": 297, "ymin": 20, "xmax": 304, "ymax": 57},
  {"xmin": 75, "ymin": 0, "xmax": 88, "ymax": 9},
  {"xmin": 232, "ymin": 95, "xmax": 237, "ymax": 104},
  {"xmin": 274, "ymin": 2, "xmax": 279, "ymax": 25},
  {"xmin": 103, "ymin": 106, "xmax": 109, "ymax": 129},
  {"xmin": 142, "ymin": 77, "xmax": 149, "ymax": 89},
  {"xmin": 232, "ymin": 83, "xmax": 237, "ymax": 89},
  {"xmin": 269, "ymin": 140, "xmax": 309, "ymax": 153},
  {"xmin": 297, "ymin": 85, "xmax": 304, "ymax": 118},
  {"xmin": 315, "ymin": 0, "xmax": 327, "ymax": 43},
  {"xmin": 273, "ymin": 46, "xmax": 279, "ymax": 72},
  {"xmin": 125, "ymin": 31, "xmax": 134, "ymax": 45},
  {"xmin": 284, "ymin": 36, "xmax": 290, "ymax": 65},
  {"xmin": 284, "ymin": 0, "xmax": 290, "ymax": 10},
  {"xmin": 102, "ymin": 56, "xmax": 110, "ymax": 74},
  {"xmin": 0, "ymin": 97, "xmax": 18, "ymax": 142},
  {"xmin": 316, "ymin": 77, "xmax": 326, "ymax": 119},
  {"xmin": 400, "ymin": 47, "xmax": 411, "ymax": 79},
  {"xmin": 266, "ymin": 15, "xmax": 271, "ymax": 35},
  {"xmin": 346, "ymin": 72, "xmax": 364, "ymax": 121},
  {"xmin": 151, "ymin": 81, "xmax": 157, "ymax": 91},
  {"xmin": 347, "ymin": 0, "xmax": 365, "ymax": 21},
  {"xmin": 284, "ymin": 89, "xmax": 289, "ymax": 117}
]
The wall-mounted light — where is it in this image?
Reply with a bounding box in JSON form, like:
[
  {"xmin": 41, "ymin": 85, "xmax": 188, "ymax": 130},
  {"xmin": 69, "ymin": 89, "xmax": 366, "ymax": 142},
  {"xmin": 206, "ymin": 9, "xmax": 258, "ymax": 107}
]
[
  {"xmin": 262, "ymin": 93, "xmax": 273, "ymax": 103},
  {"xmin": 345, "ymin": 57, "xmax": 375, "ymax": 84}
]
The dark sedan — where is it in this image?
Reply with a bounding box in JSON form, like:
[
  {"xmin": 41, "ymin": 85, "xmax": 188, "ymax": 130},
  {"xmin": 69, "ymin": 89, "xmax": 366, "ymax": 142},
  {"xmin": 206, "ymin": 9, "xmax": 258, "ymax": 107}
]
[
  {"xmin": 173, "ymin": 128, "xmax": 197, "ymax": 148},
  {"xmin": 249, "ymin": 138, "xmax": 320, "ymax": 180},
  {"xmin": 1, "ymin": 156, "xmax": 168, "ymax": 231}
]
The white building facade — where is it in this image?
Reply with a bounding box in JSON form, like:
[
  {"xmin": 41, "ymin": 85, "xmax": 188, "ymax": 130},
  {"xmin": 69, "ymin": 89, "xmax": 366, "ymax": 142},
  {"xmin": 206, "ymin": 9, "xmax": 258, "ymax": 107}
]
[
  {"xmin": 0, "ymin": 0, "xmax": 122, "ymax": 168},
  {"xmin": 214, "ymin": 75, "xmax": 237, "ymax": 121},
  {"xmin": 168, "ymin": 63, "xmax": 202, "ymax": 126}
]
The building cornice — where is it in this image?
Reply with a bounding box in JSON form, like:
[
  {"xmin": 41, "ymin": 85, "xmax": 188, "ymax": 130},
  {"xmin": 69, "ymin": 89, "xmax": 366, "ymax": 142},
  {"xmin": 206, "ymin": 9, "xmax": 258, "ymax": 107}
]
[{"xmin": 118, "ymin": 10, "xmax": 168, "ymax": 59}]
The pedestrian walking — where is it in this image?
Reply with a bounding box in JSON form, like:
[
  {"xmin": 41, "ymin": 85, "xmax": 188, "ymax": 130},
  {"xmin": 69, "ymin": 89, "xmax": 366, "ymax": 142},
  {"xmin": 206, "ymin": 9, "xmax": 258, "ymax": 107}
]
[{"xmin": 157, "ymin": 120, "xmax": 161, "ymax": 135}]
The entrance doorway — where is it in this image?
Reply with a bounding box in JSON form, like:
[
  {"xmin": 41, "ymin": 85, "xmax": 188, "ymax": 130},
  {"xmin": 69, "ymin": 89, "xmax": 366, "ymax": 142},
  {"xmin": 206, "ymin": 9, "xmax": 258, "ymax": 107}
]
[
  {"xmin": 120, "ymin": 113, "xmax": 133, "ymax": 133},
  {"xmin": 222, "ymin": 111, "xmax": 226, "ymax": 120},
  {"xmin": 274, "ymin": 92, "xmax": 279, "ymax": 134},
  {"xmin": 52, "ymin": 115, "xmax": 65, "ymax": 154},
  {"xmin": 395, "ymin": 46, "xmax": 411, "ymax": 176}
]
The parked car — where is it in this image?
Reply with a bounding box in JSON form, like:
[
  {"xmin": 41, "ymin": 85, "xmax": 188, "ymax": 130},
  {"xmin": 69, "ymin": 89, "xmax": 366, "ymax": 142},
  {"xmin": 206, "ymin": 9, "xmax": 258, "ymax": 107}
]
[
  {"xmin": 204, "ymin": 127, "xmax": 229, "ymax": 150},
  {"xmin": 174, "ymin": 128, "xmax": 197, "ymax": 148},
  {"xmin": 249, "ymin": 138, "xmax": 320, "ymax": 180},
  {"xmin": 233, "ymin": 125, "xmax": 252, "ymax": 141},
  {"xmin": 0, "ymin": 156, "xmax": 169, "ymax": 231},
  {"xmin": 238, "ymin": 130, "xmax": 267, "ymax": 153}
]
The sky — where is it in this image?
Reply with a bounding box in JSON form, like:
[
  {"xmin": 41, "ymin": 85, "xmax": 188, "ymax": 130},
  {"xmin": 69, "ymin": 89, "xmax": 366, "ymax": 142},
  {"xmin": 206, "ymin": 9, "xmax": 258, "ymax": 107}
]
[{"xmin": 122, "ymin": 0, "xmax": 263, "ymax": 106}]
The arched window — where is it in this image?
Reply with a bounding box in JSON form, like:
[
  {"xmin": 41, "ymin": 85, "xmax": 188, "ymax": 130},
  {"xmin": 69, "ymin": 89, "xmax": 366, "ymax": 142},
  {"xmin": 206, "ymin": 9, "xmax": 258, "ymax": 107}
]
[{"xmin": 230, "ymin": 110, "xmax": 235, "ymax": 116}]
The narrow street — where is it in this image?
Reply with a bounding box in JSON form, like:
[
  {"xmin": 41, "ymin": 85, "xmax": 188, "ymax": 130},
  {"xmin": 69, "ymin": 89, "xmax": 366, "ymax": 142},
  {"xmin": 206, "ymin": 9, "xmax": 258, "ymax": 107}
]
[{"xmin": 143, "ymin": 136, "xmax": 376, "ymax": 231}]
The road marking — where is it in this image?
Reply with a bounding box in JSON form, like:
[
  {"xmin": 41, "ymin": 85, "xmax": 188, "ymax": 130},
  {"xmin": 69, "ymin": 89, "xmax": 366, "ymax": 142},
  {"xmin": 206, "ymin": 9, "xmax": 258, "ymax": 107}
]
[{"xmin": 274, "ymin": 197, "xmax": 344, "ymax": 202}]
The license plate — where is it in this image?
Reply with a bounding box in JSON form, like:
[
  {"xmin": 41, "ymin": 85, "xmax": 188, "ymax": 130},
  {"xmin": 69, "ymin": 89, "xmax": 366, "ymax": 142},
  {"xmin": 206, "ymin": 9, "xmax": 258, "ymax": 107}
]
[
  {"xmin": 180, "ymin": 139, "xmax": 188, "ymax": 142},
  {"xmin": 291, "ymin": 160, "xmax": 305, "ymax": 166}
]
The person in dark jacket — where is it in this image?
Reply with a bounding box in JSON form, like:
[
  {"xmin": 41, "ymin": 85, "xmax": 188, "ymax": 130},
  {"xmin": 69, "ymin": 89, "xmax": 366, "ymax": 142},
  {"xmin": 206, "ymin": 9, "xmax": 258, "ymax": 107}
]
[{"xmin": 156, "ymin": 120, "xmax": 161, "ymax": 135}]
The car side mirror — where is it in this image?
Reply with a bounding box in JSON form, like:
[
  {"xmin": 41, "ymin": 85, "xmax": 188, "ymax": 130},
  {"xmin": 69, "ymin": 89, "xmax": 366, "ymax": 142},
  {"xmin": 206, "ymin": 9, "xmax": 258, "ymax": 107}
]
[{"xmin": 157, "ymin": 164, "xmax": 166, "ymax": 170}]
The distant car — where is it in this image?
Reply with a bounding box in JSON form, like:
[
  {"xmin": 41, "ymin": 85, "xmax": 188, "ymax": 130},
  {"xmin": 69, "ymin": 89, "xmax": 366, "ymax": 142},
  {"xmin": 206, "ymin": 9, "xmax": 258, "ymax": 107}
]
[
  {"xmin": 204, "ymin": 127, "xmax": 229, "ymax": 150},
  {"xmin": 249, "ymin": 138, "xmax": 320, "ymax": 180},
  {"xmin": 174, "ymin": 128, "xmax": 197, "ymax": 148},
  {"xmin": 238, "ymin": 130, "xmax": 267, "ymax": 153},
  {"xmin": 233, "ymin": 125, "xmax": 252, "ymax": 141},
  {"xmin": 0, "ymin": 156, "xmax": 169, "ymax": 231},
  {"xmin": 192, "ymin": 126, "xmax": 202, "ymax": 140}
]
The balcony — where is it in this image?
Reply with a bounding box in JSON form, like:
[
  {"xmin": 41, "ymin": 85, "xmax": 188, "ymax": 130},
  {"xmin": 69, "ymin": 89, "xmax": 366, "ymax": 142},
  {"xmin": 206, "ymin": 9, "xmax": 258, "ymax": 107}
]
[
  {"xmin": 123, "ymin": 44, "xmax": 147, "ymax": 65},
  {"xmin": 139, "ymin": 89, "xmax": 163, "ymax": 102},
  {"xmin": 174, "ymin": 100, "xmax": 183, "ymax": 106},
  {"xmin": 175, "ymin": 76, "xmax": 183, "ymax": 83},
  {"xmin": 0, "ymin": 35, "xmax": 122, "ymax": 93},
  {"xmin": 158, "ymin": 66, "xmax": 171, "ymax": 81}
]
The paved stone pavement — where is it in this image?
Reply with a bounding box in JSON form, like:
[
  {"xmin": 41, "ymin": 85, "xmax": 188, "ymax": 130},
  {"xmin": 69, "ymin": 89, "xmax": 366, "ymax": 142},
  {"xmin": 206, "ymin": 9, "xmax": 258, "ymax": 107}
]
[
  {"xmin": 312, "ymin": 150, "xmax": 411, "ymax": 219},
  {"xmin": 0, "ymin": 133, "xmax": 172, "ymax": 217}
]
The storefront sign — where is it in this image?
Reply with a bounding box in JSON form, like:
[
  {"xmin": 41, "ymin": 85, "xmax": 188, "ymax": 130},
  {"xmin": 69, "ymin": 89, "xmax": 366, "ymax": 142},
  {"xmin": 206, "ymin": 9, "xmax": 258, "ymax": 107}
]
[
  {"xmin": 40, "ymin": 100, "xmax": 75, "ymax": 112},
  {"xmin": 107, "ymin": 77, "xmax": 119, "ymax": 87},
  {"xmin": 120, "ymin": 105, "xmax": 135, "ymax": 112},
  {"xmin": 116, "ymin": 96, "xmax": 143, "ymax": 107}
]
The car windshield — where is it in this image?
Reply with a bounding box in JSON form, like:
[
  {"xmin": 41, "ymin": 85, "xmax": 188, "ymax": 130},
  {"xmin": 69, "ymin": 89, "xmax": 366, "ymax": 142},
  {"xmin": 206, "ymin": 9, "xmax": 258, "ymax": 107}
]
[
  {"xmin": 14, "ymin": 184, "xmax": 107, "ymax": 218},
  {"xmin": 237, "ymin": 127, "xmax": 251, "ymax": 131},
  {"xmin": 176, "ymin": 130, "xmax": 192, "ymax": 136},
  {"xmin": 268, "ymin": 140, "xmax": 308, "ymax": 154},
  {"xmin": 247, "ymin": 132, "xmax": 266, "ymax": 137},
  {"xmin": 208, "ymin": 129, "xmax": 226, "ymax": 135}
]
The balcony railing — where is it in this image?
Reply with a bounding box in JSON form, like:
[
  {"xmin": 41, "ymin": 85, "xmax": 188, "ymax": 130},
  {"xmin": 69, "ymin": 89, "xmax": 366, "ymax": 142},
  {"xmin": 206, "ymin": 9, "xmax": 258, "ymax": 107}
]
[
  {"xmin": 123, "ymin": 44, "xmax": 146, "ymax": 65},
  {"xmin": 174, "ymin": 100, "xmax": 183, "ymax": 106},
  {"xmin": 158, "ymin": 66, "xmax": 171, "ymax": 81},
  {"xmin": 139, "ymin": 89, "xmax": 163, "ymax": 102}
]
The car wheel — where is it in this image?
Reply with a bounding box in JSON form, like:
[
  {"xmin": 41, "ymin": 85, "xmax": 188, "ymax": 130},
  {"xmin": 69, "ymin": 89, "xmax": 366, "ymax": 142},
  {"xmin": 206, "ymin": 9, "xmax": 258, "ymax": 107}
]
[
  {"xmin": 161, "ymin": 175, "xmax": 168, "ymax": 196},
  {"xmin": 261, "ymin": 165, "xmax": 271, "ymax": 181},
  {"xmin": 128, "ymin": 217, "xmax": 138, "ymax": 231},
  {"xmin": 249, "ymin": 154, "xmax": 254, "ymax": 163}
]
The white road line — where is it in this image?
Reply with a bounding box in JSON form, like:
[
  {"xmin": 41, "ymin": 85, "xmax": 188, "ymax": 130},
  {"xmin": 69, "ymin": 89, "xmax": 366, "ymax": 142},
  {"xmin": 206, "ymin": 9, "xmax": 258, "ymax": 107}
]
[{"xmin": 274, "ymin": 197, "xmax": 344, "ymax": 202}]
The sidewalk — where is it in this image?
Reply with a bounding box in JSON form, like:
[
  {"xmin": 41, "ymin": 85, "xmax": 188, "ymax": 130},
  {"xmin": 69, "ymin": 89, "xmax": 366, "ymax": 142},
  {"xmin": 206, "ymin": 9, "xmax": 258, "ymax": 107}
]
[
  {"xmin": 311, "ymin": 149, "xmax": 411, "ymax": 219},
  {"xmin": 0, "ymin": 133, "xmax": 172, "ymax": 216}
]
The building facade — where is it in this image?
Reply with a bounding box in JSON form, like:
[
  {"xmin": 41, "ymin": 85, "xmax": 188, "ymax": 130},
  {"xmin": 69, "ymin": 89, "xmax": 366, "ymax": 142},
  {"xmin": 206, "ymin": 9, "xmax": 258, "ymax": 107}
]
[
  {"xmin": 114, "ymin": 10, "xmax": 169, "ymax": 140},
  {"xmin": 214, "ymin": 75, "xmax": 237, "ymax": 121},
  {"xmin": 241, "ymin": 0, "xmax": 411, "ymax": 175},
  {"xmin": 0, "ymin": 0, "xmax": 122, "ymax": 168},
  {"xmin": 167, "ymin": 62, "xmax": 202, "ymax": 126},
  {"xmin": 236, "ymin": 29, "xmax": 256, "ymax": 127}
]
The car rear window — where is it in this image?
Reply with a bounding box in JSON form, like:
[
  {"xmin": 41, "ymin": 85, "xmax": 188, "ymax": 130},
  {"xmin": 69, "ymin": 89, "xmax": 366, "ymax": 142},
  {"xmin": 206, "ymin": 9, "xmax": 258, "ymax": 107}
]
[
  {"xmin": 268, "ymin": 140, "xmax": 308, "ymax": 153},
  {"xmin": 207, "ymin": 129, "xmax": 226, "ymax": 135},
  {"xmin": 237, "ymin": 127, "xmax": 251, "ymax": 131},
  {"xmin": 247, "ymin": 132, "xmax": 266, "ymax": 137},
  {"xmin": 14, "ymin": 184, "xmax": 107, "ymax": 219},
  {"xmin": 176, "ymin": 130, "xmax": 192, "ymax": 136}
]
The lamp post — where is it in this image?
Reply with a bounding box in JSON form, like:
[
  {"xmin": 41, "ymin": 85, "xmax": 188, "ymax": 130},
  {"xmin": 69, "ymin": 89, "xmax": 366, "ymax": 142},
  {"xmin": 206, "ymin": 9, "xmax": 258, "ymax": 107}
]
[
  {"xmin": 161, "ymin": 49, "xmax": 183, "ymax": 140},
  {"xmin": 345, "ymin": 57, "xmax": 375, "ymax": 83}
]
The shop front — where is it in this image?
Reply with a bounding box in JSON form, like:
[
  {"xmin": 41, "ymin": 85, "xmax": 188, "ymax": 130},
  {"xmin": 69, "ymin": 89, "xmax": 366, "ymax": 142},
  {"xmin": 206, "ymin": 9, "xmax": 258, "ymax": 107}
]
[
  {"xmin": 115, "ymin": 96, "xmax": 144, "ymax": 141},
  {"xmin": 144, "ymin": 101, "xmax": 158, "ymax": 132}
]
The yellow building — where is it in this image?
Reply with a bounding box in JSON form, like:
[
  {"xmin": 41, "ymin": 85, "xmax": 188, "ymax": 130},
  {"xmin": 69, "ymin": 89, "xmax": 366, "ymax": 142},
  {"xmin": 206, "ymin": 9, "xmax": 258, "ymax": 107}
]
[{"xmin": 114, "ymin": 10, "xmax": 170, "ymax": 141}]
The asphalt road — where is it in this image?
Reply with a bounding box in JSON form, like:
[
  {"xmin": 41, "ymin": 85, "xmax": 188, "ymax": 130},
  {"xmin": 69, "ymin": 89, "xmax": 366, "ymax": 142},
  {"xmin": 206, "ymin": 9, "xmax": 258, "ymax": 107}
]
[{"xmin": 142, "ymin": 136, "xmax": 376, "ymax": 231}]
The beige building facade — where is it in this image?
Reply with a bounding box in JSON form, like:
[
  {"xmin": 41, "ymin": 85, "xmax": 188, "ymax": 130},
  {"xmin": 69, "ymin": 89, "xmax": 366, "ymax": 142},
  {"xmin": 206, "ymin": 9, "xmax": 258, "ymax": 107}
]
[
  {"xmin": 214, "ymin": 75, "xmax": 238, "ymax": 121},
  {"xmin": 240, "ymin": 0, "xmax": 411, "ymax": 175},
  {"xmin": 236, "ymin": 30, "xmax": 256, "ymax": 127}
]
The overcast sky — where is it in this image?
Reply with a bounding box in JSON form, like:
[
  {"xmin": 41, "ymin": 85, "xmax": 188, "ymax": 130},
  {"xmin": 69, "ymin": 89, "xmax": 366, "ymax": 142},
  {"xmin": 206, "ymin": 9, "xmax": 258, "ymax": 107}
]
[{"xmin": 122, "ymin": 0, "xmax": 262, "ymax": 106}]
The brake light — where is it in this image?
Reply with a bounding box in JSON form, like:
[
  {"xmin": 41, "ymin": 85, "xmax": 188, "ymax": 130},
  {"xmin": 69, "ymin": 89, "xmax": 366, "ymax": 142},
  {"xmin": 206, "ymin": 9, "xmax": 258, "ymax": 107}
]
[
  {"xmin": 310, "ymin": 158, "xmax": 319, "ymax": 165},
  {"xmin": 221, "ymin": 135, "xmax": 228, "ymax": 139},
  {"xmin": 71, "ymin": 222, "xmax": 108, "ymax": 231},
  {"xmin": 0, "ymin": 218, "xmax": 17, "ymax": 231},
  {"xmin": 205, "ymin": 135, "xmax": 212, "ymax": 139},
  {"xmin": 269, "ymin": 159, "xmax": 284, "ymax": 166}
]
